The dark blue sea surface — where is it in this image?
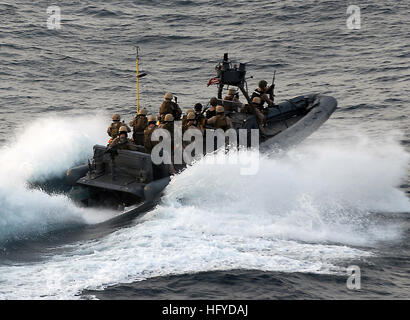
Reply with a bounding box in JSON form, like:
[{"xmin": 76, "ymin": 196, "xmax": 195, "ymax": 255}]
[{"xmin": 0, "ymin": 0, "xmax": 409, "ymax": 299}]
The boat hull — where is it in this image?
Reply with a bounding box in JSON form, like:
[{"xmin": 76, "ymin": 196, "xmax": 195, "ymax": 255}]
[{"xmin": 66, "ymin": 93, "xmax": 337, "ymax": 215}]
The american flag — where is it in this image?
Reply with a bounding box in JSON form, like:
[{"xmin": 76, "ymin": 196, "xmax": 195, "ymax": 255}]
[{"xmin": 207, "ymin": 77, "xmax": 221, "ymax": 87}]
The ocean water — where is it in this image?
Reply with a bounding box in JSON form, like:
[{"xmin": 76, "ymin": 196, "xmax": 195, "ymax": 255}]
[{"xmin": 0, "ymin": 0, "xmax": 409, "ymax": 299}]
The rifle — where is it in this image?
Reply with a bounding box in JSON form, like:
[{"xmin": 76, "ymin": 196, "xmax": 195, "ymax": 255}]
[
  {"xmin": 172, "ymin": 96, "xmax": 183, "ymax": 120},
  {"xmin": 267, "ymin": 71, "xmax": 276, "ymax": 102}
]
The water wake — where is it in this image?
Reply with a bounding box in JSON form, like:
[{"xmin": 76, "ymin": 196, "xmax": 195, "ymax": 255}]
[
  {"xmin": 0, "ymin": 121, "xmax": 408, "ymax": 299},
  {"xmin": 0, "ymin": 116, "xmax": 115, "ymax": 243}
]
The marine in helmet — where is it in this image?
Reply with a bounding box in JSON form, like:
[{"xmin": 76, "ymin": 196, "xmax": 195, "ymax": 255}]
[
  {"xmin": 159, "ymin": 92, "xmax": 182, "ymax": 122},
  {"xmin": 144, "ymin": 115, "xmax": 158, "ymax": 153},
  {"xmin": 207, "ymin": 105, "xmax": 233, "ymax": 130},
  {"xmin": 129, "ymin": 108, "xmax": 148, "ymax": 146},
  {"xmin": 182, "ymin": 112, "xmax": 204, "ymax": 152},
  {"xmin": 182, "ymin": 108, "xmax": 194, "ymax": 129},
  {"xmin": 158, "ymin": 113, "xmax": 177, "ymax": 175},
  {"xmin": 107, "ymin": 113, "xmax": 130, "ymax": 141},
  {"xmin": 224, "ymin": 88, "xmax": 240, "ymax": 102},
  {"xmin": 239, "ymin": 96, "xmax": 266, "ymax": 135},
  {"xmin": 183, "ymin": 112, "xmax": 203, "ymax": 134},
  {"xmin": 193, "ymin": 103, "xmax": 206, "ymax": 129},
  {"xmin": 107, "ymin": 126, "xmax": 138, "ymax": 151},
  {"xmin": 159, "ymin": 113, "xmax": 175, "ymax": 139},
  {"xmin": 251, "ymin": 80, "xmax": 274, "ymax": 108},
  {"xmin": 206, "ymin": 97, "xmax": 218, "ymax": 119}
]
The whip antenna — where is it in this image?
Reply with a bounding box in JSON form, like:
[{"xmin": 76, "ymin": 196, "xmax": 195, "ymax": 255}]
[
  {"xmin": 135, "ymin": 46, "xmax": 148, "ymax": 113},
  {"xmin": 136, "ymin": 46, "xmax": 140, "ymax": 113}
]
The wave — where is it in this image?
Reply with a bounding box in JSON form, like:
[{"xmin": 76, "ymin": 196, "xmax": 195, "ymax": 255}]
[
  {"xmin": 0, "ymin": 115, "xmax": 117, "ymax": 243},
  {"xmin": 0, "ymin": 129, "xmax": 408, "ymax": 298}
]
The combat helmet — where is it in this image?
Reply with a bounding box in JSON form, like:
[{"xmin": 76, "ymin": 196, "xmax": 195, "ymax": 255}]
[
  {"xmin": 147, "ymin": 115, "xmax": 156, "ymax": 123},
  {"xmin": 216, "ymin": 105, "xmax": 225, "ymax": 114},
  {"xmin": 228, "ymin": 88, "xmax": 237, "ymax": 95},
  {"xmin": 209, "ymin": 97, "xmax": 218, "ymax": 106},
  {"xmin": 252, "ymin": 97, "xmax": 262, "ymax": 104},
  {"xmin": 164, "ymin": 114, "xmax": 174, "ymax": 122},
  {"xmin": 164, "ymin": 92, "xmax": 173, "ymax": 100},
  {"xmin": 138, "ymin": 108, "xmax": 148, "ymax": 115},
  {"xmin": 119, "ymin": 126, "xmax": 129, "ymax": 135},
  {"xmin": 194, "ymin": 103, "xmax": 203, "ymax": 112},
  {"xmin": 112, "ymin": 113, "xmax": 120, "ymax": 121},
  {"xmin": 258, "ymin": 80, "xmax": 268, "ymax": 89},
  {"xmin": 187, "ymin": 112, "xmax": 196, "ymax": 120}
]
